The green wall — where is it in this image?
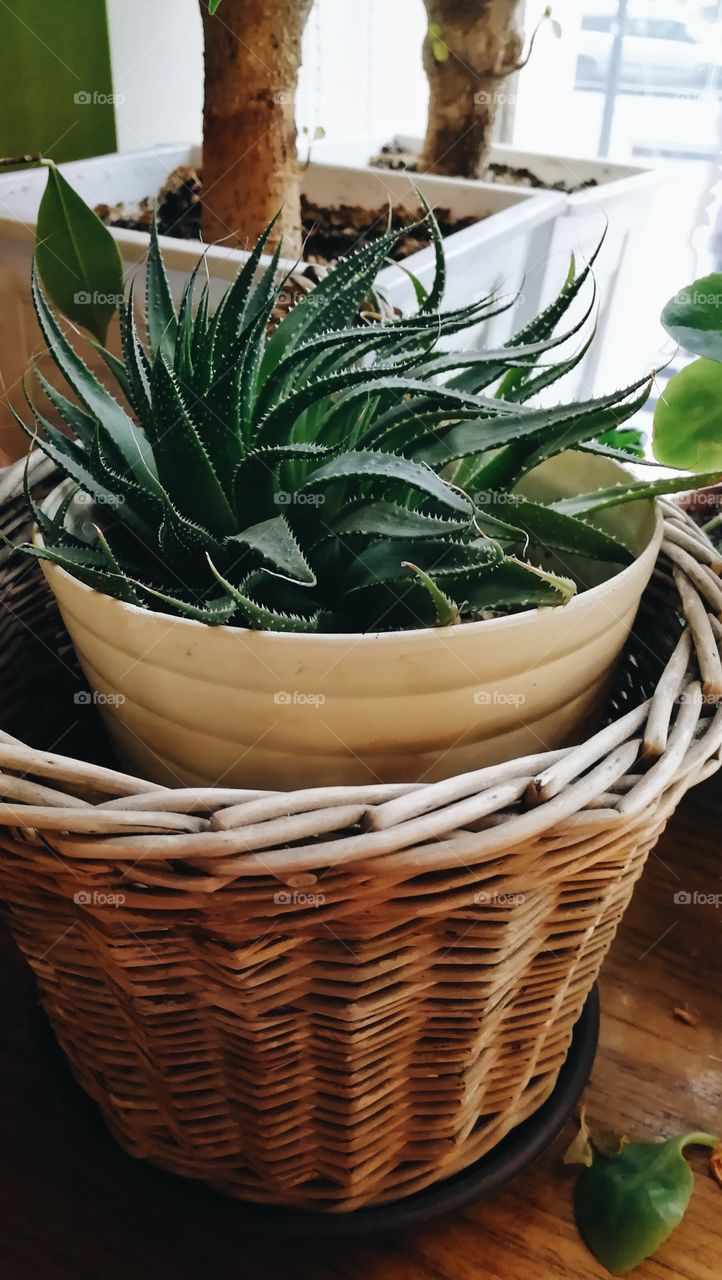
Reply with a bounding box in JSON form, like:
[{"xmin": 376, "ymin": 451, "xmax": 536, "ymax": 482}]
[{"xmin": 0, "ymin": 0, "xmax": 116, "ymax": 162}]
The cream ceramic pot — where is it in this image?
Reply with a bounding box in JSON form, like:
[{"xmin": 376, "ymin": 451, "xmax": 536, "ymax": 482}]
[{"xmin": 38, "ymin": 454, "xmax": 663, "ymax": 790}]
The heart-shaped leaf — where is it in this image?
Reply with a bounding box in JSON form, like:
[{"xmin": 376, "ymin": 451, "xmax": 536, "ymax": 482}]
[
  {"xmin": 661, "ymin": 274, "xmax": 722, "ymax": 360},
  {"xmin": 654, "ymin": 357, "xmax": 722, "ymax": 469},
  {"xmin": 575, "ymin": 1130, "xmax": 718, "ymax": 1275}
]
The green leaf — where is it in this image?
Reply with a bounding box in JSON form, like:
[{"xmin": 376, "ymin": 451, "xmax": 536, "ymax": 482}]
[
  {"xmin": 208, "ymin": 214, "xmax": 280, "ymax": 381},
  {"xmin": 575, "ymin": 1131, "xmax": 718, "ymax": 1275},
  {"xmin": 499, "ymin": 327, "xmax": 597, "ymax": 406},
  {"xmin": 22, "ymin": 458, "xmax": 81, "ymax": 550},
  {"xmin": 402, "ymin": 562, "xmax": 459, "ymax": 625},
  {"xmin": 145, "ymin": 220, "xmax": 178, "ymax": 361},
  {"xmin": 415, "ymin": 379, "xmax": 651, "ymax": 475},
  {"xmin": 552, "ymin": 469, "xmax": 722, "ymax": 516},
  {"xmin": 148, "ymin": 354, "xmax": 236, "ymax": 537},
  {"xmin": 15, "ymin": 403, "xmax": 154, "ymax": 542},
  {"xmin": 492, "ymin": 248, "xmax": 599, "ymax": 399},
  {"xmin": 32, "ymin": 364, "xmax": 97, "ymax": 447},
  {"xmin": 463, "ymin": 558, "xmax": 575, "ymax": 611},
  {"xmin": 225, "ymin": 515, "xmax": 316, "ymax": 586},
  {"xmin": 416, "ymin": 190, "xmax": 446, "ymax": 313},
  {"xmin": 35, "ymin": 162, "xmax": 123, "ymax": 344},
  {"xmin": 174, "ymin": 260, "xmax": 202, "ymax": 385},
  {"xmin": 301, "ymin": 450, "xmax": 473, "ymax": 515},
  {"xmin": 208, "ymin": 0, "xmax": 223, "ymax": 12},
  {"xmin": 21, "ymin": 540, "xmax": 142, "ymax": 601},
  {"xmin": 487, "ymin": 382, "xmax": 651, "ymax": 492},
  {"xmin": 134, "ymin": 579, "xmax": 237, "ymax": 624},
  {"xmin": 596, "ymin": 426, "xmax": 645, "ymax": 459},
  {"xmin": 392, "ymin": 262, "xmax": 429, "ymax": 309},
  {"xmin": 158, "ymin": 494, "xmax": 218, "ymax": 558},
  {"xmin": 653, "ymin": 357, "xmax": 722, "ymax": 470},
  {"xmin": 661, "ymin": 274, "xmax": 722, "ymax": 360},
  {"xmin": 93, "ymin": 526, "xmax": 144, "ymax": 606},
  {"xmin": 255, "ymin": 355, "xmax": 431, "ymax": 447},
  {"xmin": 260, "ymin": 227, "xmax": 404, "ymax": 383},
  {"xmin": 332, "ymin": 501, "xmax": 471, "ymax": 540},
  {"xmin": 31, "ymin": 266, "xmax": 159, "ymax": 489},
  {"xmin": 476, "ymin": 494, "xmax": 633, "ymax": 564},
  {"xmin": 118, "ymin": 288, "xmax": 152, "ymax": 426},
  {"xmin": 89, "ymin": 425, "xmax": 163, "ymax": 528},
  {"xmin": 207, "ymin": 562, "xmax": 322, "ymax": 632},
  {"xmin": 344, "ymin": 537, "xmax": 504, "ymax": 590}
]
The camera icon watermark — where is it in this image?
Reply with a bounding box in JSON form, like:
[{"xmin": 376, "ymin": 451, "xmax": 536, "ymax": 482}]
[
  {"xmin": 73, "ymin": 290, "xmax": 124, "ymax": 308},
  {"xmin": 474, "ymin": 890, "xmax": 526, "ymax": 907},
  {"xmin": 473, "ymin": 690, "xmax": 526, "ymax": 707},
  {"xmin": 74, "ymin": 90, "xmax": 125, "ymax": 106},
  {"xmin": 474, "ymin": 89, "xmax": 517, "ymax": 106},
  {"xmin": 274, "ymin": 690, "xmax": 326, "ymax": 708},
  {"xmin": 74, "ymin": 890, "xmax": 126, "ymax": 908},
  {"xmin": 274, "ymin": 491, "xmax": 325, "ymax": 508},
  {"xmin": 674, "ymin": 288, "xmax": 722, "ymax": 308},
  {"xmin": 74, "ymin": 690, "xmax": 126, "ymax": 707},
  {"xmin": 274, "ymin": 890, "xmax": 326, "ymax": 907},
  {"xmin": 471, "ymin": 490, "xmax": 521, "ymax": 505},
  {"xmin": 674, "ymin": 890, "xmax": 722, "ymax": 908},
  {"xmin": 75, "ymin": 490, "xmax": 125, "ymax": 507}
]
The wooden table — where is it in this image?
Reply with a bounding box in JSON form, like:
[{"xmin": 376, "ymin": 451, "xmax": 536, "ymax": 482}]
[{"xmin": 1, "ymin": 784, "xmax": 720, "ymax": 1280}]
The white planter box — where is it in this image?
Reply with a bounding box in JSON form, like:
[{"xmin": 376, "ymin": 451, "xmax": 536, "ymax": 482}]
[
  {"xmin": 0, "ymin": 144, "xmax": 563, "ymax": 454},
  {"xmin": 312, "ymin": 135, "xmax": 677, "ymax": 396}
]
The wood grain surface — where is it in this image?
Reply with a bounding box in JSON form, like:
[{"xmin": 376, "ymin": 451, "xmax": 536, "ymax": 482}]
[{"xmin": 0, "ymin": 782, "xmax": 720, "ymax": 1280}]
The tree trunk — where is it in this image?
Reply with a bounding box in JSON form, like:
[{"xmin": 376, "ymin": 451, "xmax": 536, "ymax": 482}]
[
  {"xmin": 200, "ymin": 0, "xmax": 313, "ymax": 255},
  {"xmin": 419, "ymin": 0, "xmax": 523, "ymax": 177}
]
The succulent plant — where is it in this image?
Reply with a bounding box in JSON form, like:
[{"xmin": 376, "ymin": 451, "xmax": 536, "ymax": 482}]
[{"xmin": 16, "ymin": 210, "xmax": 720, "ymax": 633}]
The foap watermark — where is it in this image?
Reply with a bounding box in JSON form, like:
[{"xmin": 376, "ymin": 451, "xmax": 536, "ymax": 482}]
[
  {"xmin": 673, "ymin": 288, "xmax": 722, "ymax": 309},
  {"xmin": 74, "ymin": 90, "xmax": 125, "ymax": 106},
  {"xmin": 472, "ymin": 490, "xmax": 522, "ymax": 506},
  {"xmin": 475, "ymin": 890, "xmax": 526, "ymax": 907},
  {"xmin": 685, "ymin": 490, "xmax": 721, "ymax": 507},
  {"xmin": 674, "ymin": 890, "xmax": 722, "ymax": 908},
  {"xmin": 274, "ymin": 890, "xmax": 326, "ymax": 907},
  {"xmin": 474, "ymin": 89, "xmax": 517, "ymax": 107},
  {"xmin": 677, "ymin": 689, "xmax": 721, "ymax": 708},
  {"xmin": 473, "ymin": 690, "xmax": 526, "ymax": 707},
  {"xmin": 273, "ymin": 89, "xmax": 319, "ymax": 109},
  {"xmin": 74, "ymin": 890, "xmax": 126, "ymax": 908},
  {"xmin": 274, "ymin": 491, "xmax": 325, "ymax": 508},
  {"xmin": 274, "ymin": 690, "xmax": 326, "ymax": 708},
  {"xmin": 74, "ymin": 289, "xmax": 124, "ymax": 309},
  {"xmin": 75, "ymin": 491, "xmax": 125, "ymax": 508},
  {"xmin": 74, "ymin": 690, "xmax": 126, "ymax": 707}
]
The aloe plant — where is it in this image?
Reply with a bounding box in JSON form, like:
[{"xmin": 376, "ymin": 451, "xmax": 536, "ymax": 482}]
[{"xmin": 15, "ymin": 210, "xmax": 719, "ymax": 633}]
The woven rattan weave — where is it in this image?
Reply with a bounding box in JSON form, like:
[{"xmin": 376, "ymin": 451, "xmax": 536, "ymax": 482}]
[{"xmin": 0, "ymin": 455, "xmax": 720, "ymax": 1211}]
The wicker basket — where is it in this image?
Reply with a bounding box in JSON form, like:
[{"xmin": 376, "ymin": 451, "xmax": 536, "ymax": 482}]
[{"xmin": 0, "ymin": 455, "xmax": 721, "ymax": 1212}]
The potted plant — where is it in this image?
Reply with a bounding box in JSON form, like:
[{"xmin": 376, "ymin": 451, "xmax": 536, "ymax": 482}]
[
  {"xmin": 1, "ymin": 202, "xmax": 721, "ymax": 1218},
  {"xmin": 13, "ymin": 191, "xmax": 721, "ymax": 789}
]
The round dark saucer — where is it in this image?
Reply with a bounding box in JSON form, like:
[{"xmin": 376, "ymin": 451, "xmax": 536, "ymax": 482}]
[{"xmin": 34, "ymin": 986, "xmax": 599, "ymax": 1239}]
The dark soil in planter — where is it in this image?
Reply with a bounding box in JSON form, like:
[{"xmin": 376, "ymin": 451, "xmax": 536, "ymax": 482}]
[
  {"xmin": 370, "ymin": 139, "xmax": 598, "ymax": 195},
  {"xmin": 94, "ymin": 165, "xmax": 479, "ymax": 266}
]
